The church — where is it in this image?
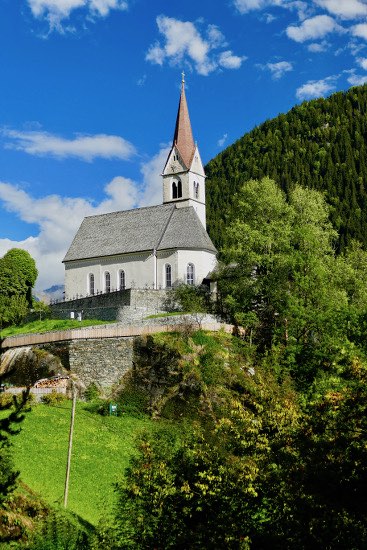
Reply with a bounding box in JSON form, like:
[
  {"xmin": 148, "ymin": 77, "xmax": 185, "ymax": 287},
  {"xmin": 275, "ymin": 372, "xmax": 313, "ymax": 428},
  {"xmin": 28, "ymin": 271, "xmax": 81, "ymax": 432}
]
[{"xmin": 62, "ymin": 76, "xmax": 217, "ymax": 301}]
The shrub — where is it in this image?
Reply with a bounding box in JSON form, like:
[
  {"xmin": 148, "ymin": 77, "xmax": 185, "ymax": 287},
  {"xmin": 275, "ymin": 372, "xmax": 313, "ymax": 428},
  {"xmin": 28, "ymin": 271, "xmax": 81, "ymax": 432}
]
[
  {"xmin": 27, "ymin": 510, "xmax": 91, "ymax": 549},
  {"xmin": 164, "ymin": 284, "xmax": 211, "ymax": 314},
  {"xmin": 0, "ymin": 392, "xmax": 14, "ymax": 407},
  {"xmin": 41, "ymin": 392, "xmax": 66, "ymax": 406},
  {"xmin": 116, "ymin": 386, "xmax": 149, "ymax": 417},
  {"xmin": 84, "ymin": 382, "xmax": 100, "ymax": 402}
]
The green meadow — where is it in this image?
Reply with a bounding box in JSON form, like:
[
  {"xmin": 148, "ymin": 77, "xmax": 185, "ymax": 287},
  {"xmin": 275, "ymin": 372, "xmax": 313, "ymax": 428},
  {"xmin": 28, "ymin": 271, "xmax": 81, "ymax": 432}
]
[{"xmin": 11, "ymin": 402, "xmax": 153, "ymax": 525}]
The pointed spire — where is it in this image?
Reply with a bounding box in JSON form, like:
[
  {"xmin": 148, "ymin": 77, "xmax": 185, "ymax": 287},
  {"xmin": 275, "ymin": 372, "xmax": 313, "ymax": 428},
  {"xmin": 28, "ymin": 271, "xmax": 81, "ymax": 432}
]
[{"xmin": 172, "ymin": 74, "xmax": 196, "ymax": 168}]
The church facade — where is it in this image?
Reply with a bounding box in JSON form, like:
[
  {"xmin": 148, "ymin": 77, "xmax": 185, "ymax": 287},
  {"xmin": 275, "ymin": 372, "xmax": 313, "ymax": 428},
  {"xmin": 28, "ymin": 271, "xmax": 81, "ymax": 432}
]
[{"xmin": 63, "ymin": 77, "xmax": 217, "ymax": 301}]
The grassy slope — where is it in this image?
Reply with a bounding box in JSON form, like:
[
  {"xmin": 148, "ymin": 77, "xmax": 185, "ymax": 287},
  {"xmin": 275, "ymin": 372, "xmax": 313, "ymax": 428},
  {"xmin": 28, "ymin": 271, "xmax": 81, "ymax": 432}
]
[{"xmin": 11, "ymin": 402, "xmax": 153, "ymax": 525}]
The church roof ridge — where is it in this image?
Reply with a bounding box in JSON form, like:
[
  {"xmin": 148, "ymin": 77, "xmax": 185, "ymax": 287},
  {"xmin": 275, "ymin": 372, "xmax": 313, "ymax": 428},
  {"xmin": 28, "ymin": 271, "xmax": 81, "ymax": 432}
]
[{"xmin": 83, "ymin": 203, "xmax": 172, "ymax": 220}]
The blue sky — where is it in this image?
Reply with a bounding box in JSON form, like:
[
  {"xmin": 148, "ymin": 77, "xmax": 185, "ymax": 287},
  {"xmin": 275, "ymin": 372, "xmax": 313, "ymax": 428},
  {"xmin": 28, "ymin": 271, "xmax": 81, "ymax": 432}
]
[{"xmin": 1, "ymin": 0, "xmax": 367, "ymax": 291}]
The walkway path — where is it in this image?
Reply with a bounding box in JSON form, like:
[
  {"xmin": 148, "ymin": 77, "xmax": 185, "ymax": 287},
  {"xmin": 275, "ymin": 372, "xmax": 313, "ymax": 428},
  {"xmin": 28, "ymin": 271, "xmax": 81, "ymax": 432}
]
[{"xmin": 1, "ymin": 321, "xmax": 233, "ymax": 350}]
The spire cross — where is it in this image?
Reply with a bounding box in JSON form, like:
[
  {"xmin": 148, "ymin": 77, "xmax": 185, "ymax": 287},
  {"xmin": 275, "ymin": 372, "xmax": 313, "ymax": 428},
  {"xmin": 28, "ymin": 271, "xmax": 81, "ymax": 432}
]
[{"xmin": 181, "ymin": 71, "xmax": 185, "ymax": 86}]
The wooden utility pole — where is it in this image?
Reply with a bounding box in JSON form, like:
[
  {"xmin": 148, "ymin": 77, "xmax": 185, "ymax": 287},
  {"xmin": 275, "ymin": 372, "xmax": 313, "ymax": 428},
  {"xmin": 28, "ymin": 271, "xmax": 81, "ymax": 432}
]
[{"xmin": 64, "ymin": 381, "xmax": 76, "ymax": 508}]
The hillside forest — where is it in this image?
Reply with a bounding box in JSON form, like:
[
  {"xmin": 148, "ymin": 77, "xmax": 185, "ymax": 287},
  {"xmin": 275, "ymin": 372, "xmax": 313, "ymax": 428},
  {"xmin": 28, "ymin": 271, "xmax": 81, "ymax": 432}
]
[
  {"xmin": 3, "ymin": 86, "xmax": 367, "ymax": 548},
  {"xmin": 206, "ymin": 83, "xmax": 367, "ymax": 253}
]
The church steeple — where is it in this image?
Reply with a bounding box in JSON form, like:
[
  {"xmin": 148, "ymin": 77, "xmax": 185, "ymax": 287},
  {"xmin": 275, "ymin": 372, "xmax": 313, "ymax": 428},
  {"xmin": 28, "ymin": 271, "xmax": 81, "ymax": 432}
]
[
  {"xmin": 162, "ymin": 74, "xmax": 207, "ymax": 229},
  {"xmin": 172, "ymin": 73, "xmax": 196, "ymax": 169}
]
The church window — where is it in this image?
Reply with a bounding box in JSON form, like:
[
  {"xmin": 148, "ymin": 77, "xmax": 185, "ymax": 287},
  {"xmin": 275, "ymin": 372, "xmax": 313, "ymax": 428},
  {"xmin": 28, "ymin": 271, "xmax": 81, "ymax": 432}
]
[
  {"xmin": 165, "ymin": 264, "xmax": 172, "ymax": 288},
  {"xmin": 89, "ymin": 273, "xmax": 95, "ymax": 295},
  {"xmin": 105, "ymin": 272, "xmax": 111, "ymax": 293},
  {"xmin": 172, "ymin": 181, "xmax": 178, "ymax": 199},
  {"xmin": 172, "ymin": 179, "xmax": 182, "ymax": 199},
  {"xmin": 119, "ymin": 270, "xmax": 126, "ymax": 290},
  {"xmin": 187, "ymin": 263, "xmax": 195, "ymax": 286},
  {"xmin": 193, "ymin": 181, "xmax": 199, "ymax": 199}
]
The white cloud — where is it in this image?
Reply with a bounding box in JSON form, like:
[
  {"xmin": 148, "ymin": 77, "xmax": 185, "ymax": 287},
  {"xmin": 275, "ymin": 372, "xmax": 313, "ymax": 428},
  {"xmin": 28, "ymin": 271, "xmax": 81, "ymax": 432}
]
[
  {"xmin": 0, "ymin": 144, "xmax": 170, "ymax": 290},
  {"xmin": 137, "ymin": 74, "xmax": 147, "ymax": 87},
  {"xmin": 264, "ymin": 60, "xmax": 293, "ymax": 79},
  {"xmin": 296, "ymin": 75, "xmax": 337, "ymax": 99},
  {"xmin": 139, "ymin": 145, "xmax": 171, "ymax": 207},
  {"xmin": 347, "ymin": 70, "xmax": 367, "ymax": 86},
  {"xmin": 217, "ymin": 133, "xmax": 228, "ymax": 147},
  {"xmin": 233, "ymin": 0, "xmax": 310, "ymax": 18},
  {"xmin": 233, "ymin": 0, "xmax": 268, "ymax": 12},
  {"xmin": 307, "ymin": 40, "xmax": 329, "ymax": 52},
  {"xmin": 146, "ymin": 16, "xmax": 245, "ymax": 76},
  {"xmin": 206, "ymin": 25, "xmax": 226, "ymax": 48},
  {"xmin": 357, "ymin": 57, "xmax": 367, "ymax": 70},
  {"xmin": 263, "ymin": 12, "xmax": 276, "ymax": 23},
  {"xmin": 314, "ymin": 0, "xmax": 367, "ymax": 20},
  {"xmin": 27, "ymin": 0, "xmax": 128, "ymax": 32},
  {"xmin": 287, "ymin": 15, "xmax": 343, "ymax": 42},
  {"xmin": 2, "ymin": 129, "xmax": 136, "ymax": 162},
  {"xmin": 352, "ymin": 23, "xmax": 367, "ymax": 40},
  {"xmin": 219, "ymin": 50, "xmax": 247, "ymax": 69}
]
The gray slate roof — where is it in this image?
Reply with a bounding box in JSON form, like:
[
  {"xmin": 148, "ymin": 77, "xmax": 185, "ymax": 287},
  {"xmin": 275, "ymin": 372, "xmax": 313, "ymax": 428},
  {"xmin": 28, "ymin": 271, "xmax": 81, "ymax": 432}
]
[{"xmin": 63, "ymin": 204, "xmax": 217, "ymax": 262}]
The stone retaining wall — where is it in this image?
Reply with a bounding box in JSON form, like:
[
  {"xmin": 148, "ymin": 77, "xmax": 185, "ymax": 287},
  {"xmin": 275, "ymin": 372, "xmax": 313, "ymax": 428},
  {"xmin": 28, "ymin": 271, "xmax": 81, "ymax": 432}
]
[
  {"xmin": 50, "ymin": 288, "xmax": 169, "ymax": 322},
  {"xmin": 1, "ymin": 321, "xmax": 233, "ymax": 390},
  {"xmin": 68, "ymin": 337, "xmax": 134, "ymax": 389}
]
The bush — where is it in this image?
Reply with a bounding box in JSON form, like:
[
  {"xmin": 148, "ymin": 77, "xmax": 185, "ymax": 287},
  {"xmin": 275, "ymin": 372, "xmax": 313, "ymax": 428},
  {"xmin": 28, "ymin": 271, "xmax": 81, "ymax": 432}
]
[
  {"xmin": 85, "ymin": 398, "xmax": 122, "ymax": 417},
  {"xmin": 84, "ymin": 383, "xmax": 100, "ymax": 402},
  {"xmin": 116, "ymin": 386, "xmax": 149, "ymax": 418},
  {"xmin": 41, "ymin": 392, "xmax": 66, "ymax": 406},
  {"xmin": 164, "ymin": 284, "xmax": 211, "ymax": 314},
  {"xmin": 0, "ymin": 392, "xmax": 14, "ymax": 407},
  {"xmin": 26, "ymin": 510, "xmax": 91, "ymax": 549}
]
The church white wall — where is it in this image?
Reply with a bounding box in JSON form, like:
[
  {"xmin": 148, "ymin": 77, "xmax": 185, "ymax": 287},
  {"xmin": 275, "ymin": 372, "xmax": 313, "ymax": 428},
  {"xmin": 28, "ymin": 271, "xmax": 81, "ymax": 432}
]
[
  {"xmin": 64, "ymin": 252, "xmax": 155, "ymax": 299},
  {"xmin": 156, "ymin": 249, "xmax": 216, "ymax": 289},
  {"xmin": 176, "ymin": 249, "xmax": 216, "ymax": 286},
  {"xmin": 64, "ymin": 248, "xmax": 217, "ymax": 299}
]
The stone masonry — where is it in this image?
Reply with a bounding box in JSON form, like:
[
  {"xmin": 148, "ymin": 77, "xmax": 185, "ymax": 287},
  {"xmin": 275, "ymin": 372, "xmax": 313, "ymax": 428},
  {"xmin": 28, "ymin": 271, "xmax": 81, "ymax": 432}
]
[
  {"xmin": 68, "ymin": 337, "xmax": 134, "ymax": 389},
  {"xmin": 50, "ymin": 288, "xmax": 169, "ymax": 323}
]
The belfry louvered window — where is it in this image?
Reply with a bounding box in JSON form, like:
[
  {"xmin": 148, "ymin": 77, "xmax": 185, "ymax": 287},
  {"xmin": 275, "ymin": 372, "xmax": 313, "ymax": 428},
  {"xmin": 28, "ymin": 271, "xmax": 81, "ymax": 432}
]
[
  {"xmin": 172, "ymin": 179, "xmax": 182, "ymax": 199},
  {"xmin": 193, "ymin": 181, "xmax": 199, "ymax": 199}
]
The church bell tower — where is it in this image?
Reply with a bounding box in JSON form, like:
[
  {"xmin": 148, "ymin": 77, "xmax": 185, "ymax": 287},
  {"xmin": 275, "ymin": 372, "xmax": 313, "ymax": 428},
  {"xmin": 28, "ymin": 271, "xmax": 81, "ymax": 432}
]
[{"xmin": 162, "ymin": 73, "xmax": 207, "ymax": 229}]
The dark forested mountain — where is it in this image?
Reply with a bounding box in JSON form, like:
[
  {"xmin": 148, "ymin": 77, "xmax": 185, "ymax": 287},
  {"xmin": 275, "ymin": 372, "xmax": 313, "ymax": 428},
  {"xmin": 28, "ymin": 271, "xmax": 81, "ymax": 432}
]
[{"xmin": 205, "ymin": 84, "xmax": 367, "ymax": 252}]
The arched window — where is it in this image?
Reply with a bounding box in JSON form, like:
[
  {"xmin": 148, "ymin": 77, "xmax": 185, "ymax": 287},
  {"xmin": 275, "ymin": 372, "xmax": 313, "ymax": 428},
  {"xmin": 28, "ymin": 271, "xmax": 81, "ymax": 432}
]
[
  {"xmin": 172, "ymin": 179, "xmax": 182, "ymax": 200},
  {"xmin": 172, "ymin": 181, "xmax": 178, "ymax": 199},
  {"xmin": 105, "ymin": 272, "xmax": 111, "ymax": 293},
  {"xmin": 119, "ymin": 270, "xmax": 126, "ymax": 290},
  {"xmin": 165, "ymin": 264, "xmax": 172, "ymax": 288},
  {"xmin": 187, "ymin": 263, "xmax": 195, "ymax": 286},
  {"xmin": 89, "ymin": 273, "xmax": 95, "ymax": 295},
  {"xmin": 193, "ymin": 181, "xmax": 199, "ymax": 199}
]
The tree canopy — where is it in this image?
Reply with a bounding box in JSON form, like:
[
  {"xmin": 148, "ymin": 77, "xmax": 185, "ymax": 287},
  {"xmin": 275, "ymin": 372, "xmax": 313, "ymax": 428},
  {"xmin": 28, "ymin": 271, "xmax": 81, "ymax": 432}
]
[{"xmin": 0, "ymin": 248, "xmax": 38, "ymax": 327}]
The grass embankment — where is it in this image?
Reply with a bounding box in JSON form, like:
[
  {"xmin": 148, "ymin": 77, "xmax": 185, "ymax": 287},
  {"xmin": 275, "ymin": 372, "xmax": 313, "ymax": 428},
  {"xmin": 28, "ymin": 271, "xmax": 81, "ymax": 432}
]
[
  {"xmin": 11, "ymin": 402, "xmax": 153, "ymax": 525},
  {"xmin": 144, "ymin": 311, "xmax": 187, "ymax": 319},
  {"xmin": 1, "ymin": 319, "xmax": 114, "ymax": 337}
]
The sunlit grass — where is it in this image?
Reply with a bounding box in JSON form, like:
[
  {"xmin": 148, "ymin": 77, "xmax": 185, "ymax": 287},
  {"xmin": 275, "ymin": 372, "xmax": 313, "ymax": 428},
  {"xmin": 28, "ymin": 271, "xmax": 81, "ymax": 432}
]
[
  {"xmin": 11, "ymin": 402, "xmax": 153, "ymax": 525},
  {"xmin": 1, "ymin": 319, "xmax": 114, "ymax": 337}
]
